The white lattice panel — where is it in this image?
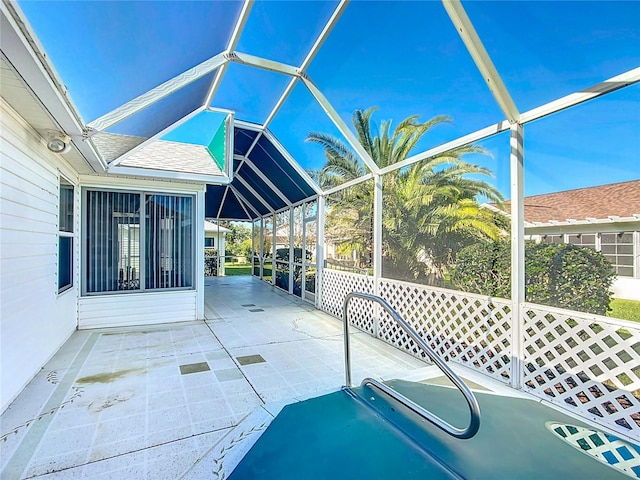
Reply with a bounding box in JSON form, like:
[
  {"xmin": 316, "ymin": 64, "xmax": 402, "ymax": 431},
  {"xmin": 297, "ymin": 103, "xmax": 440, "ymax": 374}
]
[
  {"xmin": 321, "ymin": 269, "xmax": 375, "ymax": 333},
  {"xmin": 523, "ymin": 303, "xmax": 640, "ymax": 438},
  {"xmin": 548, "ymin": 423, "xmax": 640, "ymax": 478},
  {"xmin": 378, "ymin": 279, "xmax": 513, "ymax": 383}
]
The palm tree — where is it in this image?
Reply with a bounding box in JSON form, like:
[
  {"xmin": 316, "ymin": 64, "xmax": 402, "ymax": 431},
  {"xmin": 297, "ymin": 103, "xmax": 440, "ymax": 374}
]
[
  {"xmin": 307, "ymin": 107, "xmax": 504, "ymax": 284},
  {"xmin": 308, "ymin": 160, "xmax": 373, "ymax": 269},
  {"xmin": 308, "ymin": 108, "xmax": 451, "ymax": 185},
  {"xmin": 382, "ymin": 157, "xmax": 504, "ymax": 283}
]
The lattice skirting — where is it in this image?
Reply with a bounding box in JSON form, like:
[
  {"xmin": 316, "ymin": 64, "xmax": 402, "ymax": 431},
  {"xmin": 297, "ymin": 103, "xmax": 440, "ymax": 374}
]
[
  {"xmin": 378, "ymin": 279, "xmax": 512, "ymax": 383},
  {"xmin": 321, "ymin": 270, "xmax": 512, "ymax": 381},
  {"xmin": 523, "ymin": 303, "xmax": 640, "ymax": 439},
  {"xmin": 320, "ymin": 269, "xmax": 640, "ymax": 440},
  {"xmin": 321, "ymin": 269, "xmax": 375, "ymax": 332}
]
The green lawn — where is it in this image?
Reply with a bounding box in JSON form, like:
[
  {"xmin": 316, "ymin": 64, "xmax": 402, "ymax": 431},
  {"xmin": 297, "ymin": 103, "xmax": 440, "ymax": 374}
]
[
  {"xmin": 607, "ymin": 298, "xmax": 640, "ymax": 323},
  {"xmin": 224, "ymin": 263, "xmax": 252, "ymax": 276}
]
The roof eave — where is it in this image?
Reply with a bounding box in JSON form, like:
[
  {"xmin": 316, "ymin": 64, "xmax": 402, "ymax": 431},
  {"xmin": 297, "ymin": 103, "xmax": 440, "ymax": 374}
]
[
  {"xmin": 107, "ymin": 165, "xmax": 231, "ymax": 185},
  {"xmin": 1, "ymin": 1, "xmax": 106, "ymax": 173}
]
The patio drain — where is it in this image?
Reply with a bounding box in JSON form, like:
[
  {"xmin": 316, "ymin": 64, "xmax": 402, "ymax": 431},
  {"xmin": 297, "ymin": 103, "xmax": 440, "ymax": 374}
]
[
  {"xmin": 236, "ymin": 354, "xmax": 266, "ymax": 366},
  {"xmin": 241, "ymin": 304, "xmax": 255, "ymax": 307},
  {"xmin": 179, "ymin": 362, "xmax": 211, "ymax": 375},
  {"xmin": 249, "ymin": 308, "xmax": 264, "ymax": 312}
]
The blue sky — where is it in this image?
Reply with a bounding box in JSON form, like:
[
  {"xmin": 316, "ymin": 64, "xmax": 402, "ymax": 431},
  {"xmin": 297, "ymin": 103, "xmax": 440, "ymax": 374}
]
[{"xmin": 19, "ymin": 1, "xmax": 639, "ymax": 198}]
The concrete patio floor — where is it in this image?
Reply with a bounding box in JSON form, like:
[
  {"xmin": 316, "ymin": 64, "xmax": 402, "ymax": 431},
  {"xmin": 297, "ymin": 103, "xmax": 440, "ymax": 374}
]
[{"xmin": 1, "ymin": 276, "xmax": 447, "ymax": 479}]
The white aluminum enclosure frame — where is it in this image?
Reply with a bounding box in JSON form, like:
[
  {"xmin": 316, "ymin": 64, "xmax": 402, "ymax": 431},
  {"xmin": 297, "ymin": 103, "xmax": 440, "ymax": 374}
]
[
  {"xmin": 9, "ymin": 0, "xmax": 634, "ymax": 312},
  {"xmin": 6, "ymin": 0, "xmax": 638, "ymax": 197},
  {"xmin": 234, "ymin": 176, "xmax": 276, "ymax": 215},
  {"xmin": 303, "ymin": 2, "xmax": 638, "ymax": 366},
  {"xmin": 509, "ymin": 123, "xmax": 525, "ymax": 389},
  {"xmin": 238, "ymin": 156, "xmax": 292, "ymax": 207},
  {"xmin": 86, "ymin": 53, "xmax": 228, "ymax": 134},
  {"xmin": 204, "ymin": 0, "xmax": 254, "ymax": 106},
  {"xmin": 5, "ymin": 0, "xmax": 640, "ymax": 362},
  {"xmin": 443, "ymin": 0, "xmax": 520, "ymax": 124},
  {"xmin": 71, "ymin": 0, "xmax": 375, "ymax": 179},
  {"xmin": 230, "ymin": 185, "xmax": 262, "ymax": 218}
]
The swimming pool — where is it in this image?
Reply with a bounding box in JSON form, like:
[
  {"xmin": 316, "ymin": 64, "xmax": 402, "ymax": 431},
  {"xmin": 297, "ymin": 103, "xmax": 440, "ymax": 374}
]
[
  {"xmin": 229, "ymin": 380, "xmax": 639, "ymax": 479},
  {"xmin": 230, "ymin": 291, "xmax": 639, "ymax": 479}
]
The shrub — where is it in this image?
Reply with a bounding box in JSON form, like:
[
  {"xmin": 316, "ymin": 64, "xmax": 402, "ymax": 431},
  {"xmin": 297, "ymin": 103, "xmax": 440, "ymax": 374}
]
[
  {"xmin": 450, "ymin": 240, "xmax": 616, "ymax": 315},
  {"xmin": 204, "ymin": 249, "xmax": 218, "ymax": 276}
]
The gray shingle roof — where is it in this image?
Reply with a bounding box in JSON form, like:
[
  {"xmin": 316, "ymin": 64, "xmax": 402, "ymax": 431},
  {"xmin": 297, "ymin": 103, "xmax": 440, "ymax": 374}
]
[
  {"xmin": 120, "ymin": 139, "xmax": 223, "ymax": 176},
  {"xmin": 91, "ymin": 132, "xmax": 147, "ymax": 163}
]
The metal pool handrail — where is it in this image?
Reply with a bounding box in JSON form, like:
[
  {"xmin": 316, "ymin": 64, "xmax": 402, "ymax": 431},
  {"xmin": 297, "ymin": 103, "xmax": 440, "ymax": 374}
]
[{"xmin": 343, "ymin": 292, "xmax": 481, "ymax": 439}]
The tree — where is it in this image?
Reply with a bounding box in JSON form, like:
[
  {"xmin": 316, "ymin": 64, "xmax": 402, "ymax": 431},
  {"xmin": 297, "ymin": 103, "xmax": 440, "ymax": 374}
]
[
  {"xmin": 238, "ymin": 238, "xmax": 252, "ymax": 258},
  {"xmin": 218, "ymin": 221, "xmax": 251, "ymax": 257},
  {"xmin": 307, "ymin": 107, "xmax": 504, "ymax": 283},
  {"xmin": 381, "ymin": 155, "xmax": 505, "ymax": 283}
]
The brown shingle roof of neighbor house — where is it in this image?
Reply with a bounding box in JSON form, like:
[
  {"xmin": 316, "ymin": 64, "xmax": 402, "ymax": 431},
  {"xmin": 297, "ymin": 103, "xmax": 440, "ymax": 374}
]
[{"xmin": 498, "ymin": 179, "xmax": 640, "ymax": 223}]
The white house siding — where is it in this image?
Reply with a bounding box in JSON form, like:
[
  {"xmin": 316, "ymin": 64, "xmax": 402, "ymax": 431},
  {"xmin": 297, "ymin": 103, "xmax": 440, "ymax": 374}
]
[
  {"xmin": 77, "ymin": 176, "xmax": 206, "ymax": 327},
  {"xmin": 0, "ymin": 100, "xmax": 79, "ymax": 413},
  {"xmin": 78, "ymin": 291, "xmax": 197, "ymax": 329},
  {"xmin": 612, "ymin": 277, "xmax": 640, "ymax": 302},
  {"xmin": 204, "ymin": 224, "xmax": 227, "ymax": 276}
]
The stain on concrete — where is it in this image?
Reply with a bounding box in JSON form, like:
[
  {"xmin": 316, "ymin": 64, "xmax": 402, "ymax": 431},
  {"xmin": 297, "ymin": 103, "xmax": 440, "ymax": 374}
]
[
  {"xmin": 88, "ymin": 391, "xmax": 134, "ymax": 413},
  {"xmin": 76, "ymin": 368, "xmax": 146, "ymax": 385}
]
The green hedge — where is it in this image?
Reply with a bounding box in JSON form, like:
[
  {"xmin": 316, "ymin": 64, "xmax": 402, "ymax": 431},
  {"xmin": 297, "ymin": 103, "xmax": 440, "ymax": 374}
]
[{"xmin": 450, "ymin": 241, "xmax": 615, "ymax": 315}]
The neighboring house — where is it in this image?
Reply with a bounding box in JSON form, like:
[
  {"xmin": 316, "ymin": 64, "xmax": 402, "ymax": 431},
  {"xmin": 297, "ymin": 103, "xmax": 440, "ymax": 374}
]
[
  {"xmin": 204, "ymin": 221, "xmax": 230, "ymax": 276},
  {"xmin": 488, "ymin": 180, "xmax": 640, "ymax": 300}
]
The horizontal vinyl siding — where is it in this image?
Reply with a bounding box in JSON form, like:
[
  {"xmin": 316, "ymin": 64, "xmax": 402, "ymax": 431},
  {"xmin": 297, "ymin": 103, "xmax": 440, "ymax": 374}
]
[
  {"xmin": 1, "ymin": 142, "xmax": 59, "ymax": 195},
  {"xmin": 0, "ymin": 100, "xmax": 79, "ymax": 413},
  {"xmin": 0, "ymin": 242, "xmax": 55, "ymax": 259},
  {"xmin": 1, "ymin": 192, "xmax": 57, "ymax": 223},
  {"xmin": 0, "ymin": 171, "xmax": 59, "ymax": 206},
  {"xmin": 78, "ymin": 291, "xmax": 197, "ymax": 328},
  {"xmin": 1, "ymin": 260, "xmax": 57, "ymax": 295}
]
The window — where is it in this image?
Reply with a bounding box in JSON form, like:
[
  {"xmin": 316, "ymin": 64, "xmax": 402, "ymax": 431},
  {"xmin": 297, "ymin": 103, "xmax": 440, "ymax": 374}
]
[
  {"xmin": 567, "ymin": 234, "xmax": 596, "ymax": 250},
  {"xmin": 601, "ymin": 232, "xmax": 634, "ymax": 277},
  {"xmin": 58, "ymin": 178, "xmax": 74, "ymax": 293},
  {"xmin": 542, "ymin": 235, "xmax": 563, "ymax": 244},
  {"xmin": 145, "ymin": 194, "xmax": 193, "ymax": 289},
  {"xmin": 84, "ymin": 190, "xmax": 194, "ymax": 294},
  {"xmin": 205, "ymin": 237, "xmax": 215, "ymax": 247},
  {"xmin": 539, "ymin": 231, "xmax": 636, "ymax": 278}
]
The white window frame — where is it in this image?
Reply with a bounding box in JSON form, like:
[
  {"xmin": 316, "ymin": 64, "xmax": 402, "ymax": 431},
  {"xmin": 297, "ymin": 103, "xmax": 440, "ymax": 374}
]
[
  {"xmin": 58, "ymin": 176, "xmax": 74, "ymax": 294},
  {"xmin": 204, "ymin": 237, "xmax": 216, "ymax": 248},
  {"xmin": 599, "ymin": 231, "xmax": 635, "ymax": 278}
]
